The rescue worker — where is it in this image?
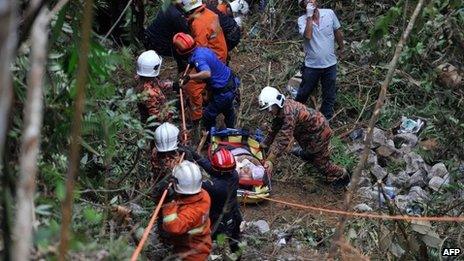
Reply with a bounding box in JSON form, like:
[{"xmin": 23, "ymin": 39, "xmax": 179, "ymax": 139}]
[
  {"xmin": 151, "ymin": 122, "xmax": 192, "ymax": 195},
  {"xmin": 143, "ymin": 4, "xmax": 190, "ymax": 71},
  {"xmin": 177, "ymin": 0, "xmax": 228, "ymax": 62},
  {"xmin": 173, "ymin": 33, "xmax": 240, "ymax": 133},
  {"xmin": 135, "ymin": 50, "xmax": 174, "ymax": 124},
  {"xmin": 190, "ymin": 147, "xmax": 242, "ymax": 255},
  {"xmin": 258, "ymin": 86, "xmax": 349, "ymax": 184},
  {"xmin": 175, "ymin": 0, "xmax": 229, "ymax": 134},
  {"xmin": 162, "ymin": 160, "xmax": 212, "ymax": 261},
  {"xmin": 151, "ymin": 123, "xmax": 183, "ymax": 186}
]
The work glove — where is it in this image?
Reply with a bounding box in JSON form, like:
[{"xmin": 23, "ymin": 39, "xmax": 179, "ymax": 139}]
[
  {"xmin": 165, "ymin": 185, "xmax": 176, "ymax": 202},
  {"xmin": 153, "ymin": 179, "xmax": 170, "ymax": 199},
  {"xmin": 179, "ymin": 129, "xmax": 191, "ymax": 145},
  {"xmin": 263, "ymin": 160, "xmax": 273, "ymax": 175},
  {"xmin": 178, "ymin": 145, "xmax": 201, "ymax": 161},
  {"xmin": 234, "ymin": 16, "xmax": 242, "ymax": 27},
  {"xmin": 306, "ymin": 3, "xmax": 315, "ymax": 17},
  {"xmin": 180, "ymin": 75, "xmax": 191, "ymax": 86},
  {"xmin": 172, "ymin": 81, "xmax": 181, "ymax": 93}
]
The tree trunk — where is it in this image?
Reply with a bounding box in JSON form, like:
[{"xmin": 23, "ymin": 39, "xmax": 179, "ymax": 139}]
[
  {"xmin": 57, "ymin": 0, "xmax": 94, "ymax": 259},
  {"xmin": 0, "ymin": 0, "xmax": 19, "ymax": 185},
  {"xmin": 12, "ymin": 6, "xmax": 49, "ymax": 261}
]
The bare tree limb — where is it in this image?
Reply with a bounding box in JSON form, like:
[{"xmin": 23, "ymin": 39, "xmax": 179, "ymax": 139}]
[
  {"xmin": 0, "ymin": 0, "xmax": 19, "ymax": 179},
  {"xmin": 102, "ymin": 0, "xmax": 133, "ymax": 41},
  {"xmin": 57, "ymin": 0, "xmax": 95, "ymax": 259},
  {"xmin": 11, "ymin": 6, "xmax": 49, "ymax": 261},
  {"xmin": 18, "ymin": 0, "xmax": 48, "ymax": 48},
  {"xmin": 46, "ymin": 0, "xmax": 71, "ymax": 22},
  {"xmin": 328, "ymin": 0, "xmax": 426, "ymax": 259}
]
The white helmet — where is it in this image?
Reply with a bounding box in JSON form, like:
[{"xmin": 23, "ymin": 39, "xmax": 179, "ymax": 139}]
[
  {"xmin": 136, "ymin": 50, "xmax": 162, "ymax": 77},
  {"xmin": 154, "ymin": 123, "xmax": 179, "ymax": 152},
  {"xmin": 172, "ymin": 160, "xmax": 202, "ymax": 194},
  {"xmin": 180, "ymin": 0, "xmax": 203, "ymax": 13},
  {"xmin": 230, "ymin": 0, "xmax": 249, "ymax": 15},
  {"xmin": 258, "ymin": 86, "xmax": 285, "ymax": 111}
]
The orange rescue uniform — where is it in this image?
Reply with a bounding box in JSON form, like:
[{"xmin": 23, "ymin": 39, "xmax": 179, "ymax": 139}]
[
  {"xmin": 186, "ymin": 5, "xmax": 228, "ymax": 120},
  {"xmin": 162, "ymin": 189, "xmax": 212, "ymax": 261},
  {"xmin": 136, "ymin": 78, "xmax": 173, "ymax": 123}
]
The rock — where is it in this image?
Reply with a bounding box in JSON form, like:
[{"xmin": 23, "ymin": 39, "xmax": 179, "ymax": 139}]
[
  {"xmin": 376, "ymin": 145, "xmax": 396, "ymax": 158},
  {"xmin": 385, "ymin": 175, "xmax": 395, "ymax": 186},
  {"xmin": 368, "ymin": 150, "xmax": 378, "ymax": 166},
  {"xmin": 394, "ymin": 133, "xmax": 419, "ymax": 148},
  {"xmin": 409, "ymin": 186, "xmax": 429, "ymax": 202},
  {"xmin": 395, "ymin": 195, "xmax": 411, "ymax": 211},
  {"xmin": 393, "ymin": 171, "xmax": 410, "ymax": 189},
  {"xmin": 128, "ymin": 203, "xmax": 145, "ymax": 216},
  {"xmin": 406, "ymin": 205, "xmax": 425, "ymax": 216},
  {"xmin": 357, "ymin": 176, "xmax": 371, "ymax": 187},
  {"xmin": 386, "ymin": 139, "xmax": 396, "ymax": 150},
  {"xmin": 358, "ymin": 187, "xmax": 376, "ymax": 201},
  {"xmin": 404, "ymin": 152, "xmax": 426, "ymax": 174},
  {"xmin": 349, "ymin": 128, "xmax": 364, "ymax": 141},
  {"xmin": 390, "ymin": 243, "xmax": 405, "ymax": 258},
  {"xmin": 371, "ymin": 164, "xmax": 388, "ymax": 181},
  {"xmin": 372, "ymin": 128, "xmax": 388, "ymax": 148},
  {"xmin": 428, "ymin": 163, "xmax": 448, "ymax": 180},
  {"xmin": 348, "ymin": 143, "xmax": 363, "ymax": 154},
  {"xmin": 252, "ymin": 220, "xmax": 270, "ymax": 234},
  {"xmin": 443, "ymin": 174, "xmax": 452, "ymax": 183},
  {"xmin": 354, "ymin": 203, "xmax": 373, "ymax": 212},
  {"xmin": 409, "ymin": 170, "xmax": 427, "ymax": 188},
  {"xmin": 428, "ymin": 176, "xmax": 448, "ymax": 191}
]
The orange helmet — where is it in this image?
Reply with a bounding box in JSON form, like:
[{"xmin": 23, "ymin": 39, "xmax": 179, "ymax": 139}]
[
  {"xmin": 173, "ymin": 33, "xmax": 196, "ymax": 55},
  {"xmin": 211, "ymin": 148, "xmax": 236, "ymax": 172}
]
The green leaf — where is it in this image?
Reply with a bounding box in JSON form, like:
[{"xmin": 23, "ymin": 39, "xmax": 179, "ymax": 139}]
[
  {"xmin": 83, "ymin": 208, "xmax": 103, "ymax": 223},
  {"xmin": 56, "ymin": 181, "xmax": 65, "ymax": 201},
  {"xmin": 36, "ymin": 204, "xmax": 53, "ymax": 216},
  {"xmin": 370, "ymin": 5, "xmax": 403, "ymax": 43}
]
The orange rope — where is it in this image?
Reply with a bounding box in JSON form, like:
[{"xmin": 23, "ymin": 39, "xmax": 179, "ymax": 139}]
[
  {"xmin": 259, "ymin": 196, "xmax": 464, "ymax": 222},
  {"xmin": 130, "ymin": 183, "xmax": 172, "ymax": 261},
  {"xmin": 179, "ymin": 64, "xmax": 190, "ymax": 144}
]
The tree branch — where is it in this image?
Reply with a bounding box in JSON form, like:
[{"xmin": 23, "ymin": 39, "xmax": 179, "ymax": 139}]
[
  {"xmin": 57, "ymin": 0, "xmax": 95, "ymax": 259},
  {"xmin": 18, "ymin": 0, "xmax": 48, "ymax": 49},
  {"xmin": 0, "ymin": 0, "xmax": 19, "ymax": 197},
  {"xmin": 12, "ymin": 6, "xmax": 49, "ymax": 261},
  {"xmin": 328, "ymin": 0, "xmax": 426, "ymax": 259}
]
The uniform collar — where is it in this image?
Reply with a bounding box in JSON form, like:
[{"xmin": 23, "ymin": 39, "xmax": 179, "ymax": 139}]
[
  {"xmin": 176, "ymin": 189, "xmax": 206, "ymax": 204},
  {"xmin": 188, "ymin": 4, "xmax": 206, "ymax": 21}
]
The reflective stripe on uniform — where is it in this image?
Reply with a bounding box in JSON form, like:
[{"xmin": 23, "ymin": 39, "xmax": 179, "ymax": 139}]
[
  {"xmin": 163, "ymin": 213, "xmax": 178, "ymax": 223},
  {"xmin": 187, "ymin": 224, "xmax": 205, "ymax": 235}
]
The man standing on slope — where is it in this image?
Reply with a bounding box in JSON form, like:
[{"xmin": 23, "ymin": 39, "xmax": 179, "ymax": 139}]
[{"xmin": 296, "ymin": 0, "xmax": 344, "ymax": 120}]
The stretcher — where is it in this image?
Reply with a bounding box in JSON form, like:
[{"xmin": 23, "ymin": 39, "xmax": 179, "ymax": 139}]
[{"xmin": 209, "ymin": 128, "xmax": 271, "ymax": 203}]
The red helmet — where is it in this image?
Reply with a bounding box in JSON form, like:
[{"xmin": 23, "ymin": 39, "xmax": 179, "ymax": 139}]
[
  {"xmin": 211, "ymin": 148, "xmax": 236, "ymax": 172},
  {"xmin": 173, "ymin": 33, "xmax": 196, "ymax": 55}
]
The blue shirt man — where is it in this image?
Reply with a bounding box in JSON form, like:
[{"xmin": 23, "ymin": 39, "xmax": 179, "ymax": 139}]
[
  {"xmin": 296, "ymin": 0, "xmax": 344, "ymax": 120},
  {"xmin": 174, "ymin": 34, "xmax": 240, "ymax": 133},
  {"xmin": 189, "ymin": 47, "xmax": 232, "ymax": 89}
]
